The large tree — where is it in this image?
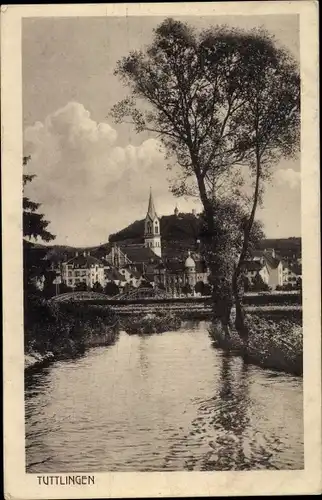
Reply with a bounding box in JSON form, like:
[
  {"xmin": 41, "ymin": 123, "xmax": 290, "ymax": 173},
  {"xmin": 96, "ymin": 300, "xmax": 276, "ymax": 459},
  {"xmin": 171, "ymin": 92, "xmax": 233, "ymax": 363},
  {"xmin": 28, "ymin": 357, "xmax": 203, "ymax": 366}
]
[
  {"xmin": 23, "ymin": 155, "xmax": 55, "ymax": 292},
  {"xmin": 23, "ymin": 156, "xmax": 55, "ymax": 243},
  {"xmin": 112, "ymin": 19, "xmax": 300, "ymax": 336},
  {"xmin": 227, "ymin": 35, "xmax": 300, "ymax": 338},
  {"xmin": 199, "ymin": 198, "xmax": 264, "ymax": 325}
]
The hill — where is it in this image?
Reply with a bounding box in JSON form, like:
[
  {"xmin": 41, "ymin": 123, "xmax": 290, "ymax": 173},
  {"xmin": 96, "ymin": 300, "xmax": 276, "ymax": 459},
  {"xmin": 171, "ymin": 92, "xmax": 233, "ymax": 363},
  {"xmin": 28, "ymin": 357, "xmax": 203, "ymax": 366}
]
[
  {"xmin": 257, "ymin": 237, "xmax": 301, "ymax": 260},
  {"xmin": 109, "ymin": 213, "xmax": 201, "ymax": 260},
  {"xmin": 109, "ymin": 213, "xmax": 201, "ymax": 244},
  {"xmin": 24, "ymin": 212, "xmax": 301, "ymax": 263}
]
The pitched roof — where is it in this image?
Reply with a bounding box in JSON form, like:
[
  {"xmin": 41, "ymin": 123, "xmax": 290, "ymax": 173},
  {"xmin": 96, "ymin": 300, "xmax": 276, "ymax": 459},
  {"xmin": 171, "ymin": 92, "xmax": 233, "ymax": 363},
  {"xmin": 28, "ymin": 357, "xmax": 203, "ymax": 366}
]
[
  {"xmin": 66, "ymin": 254, "xmax": 103, "ymax": 267},
  {"xmin": 105, "ymin": 266, "xmax": 125, "ymax": 281},
  {"xmin": 164, "ymin": 261, "xmax": 185, "ymax": 273},
  {"xmin": 251, "ymin": 249, "xmax": 264, "ymax": 259},
  {"xmin": 263, "ymin": 252, "xmax": 281, "ymax": 269},
  {"xmin": 143, "ymin": 274, "xmax": 155, "ymax": 282},
  {"xmin": 120, "ymin": 244, "xmax": 161, "ymax": 264}
]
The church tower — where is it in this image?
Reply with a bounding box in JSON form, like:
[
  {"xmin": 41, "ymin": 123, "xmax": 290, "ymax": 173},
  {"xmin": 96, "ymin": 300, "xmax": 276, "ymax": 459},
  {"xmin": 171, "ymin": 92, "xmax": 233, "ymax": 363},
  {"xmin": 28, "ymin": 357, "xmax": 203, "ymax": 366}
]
[{"xmin": 144, "ymin": 189, "xmax": 162, "ymax": 257}]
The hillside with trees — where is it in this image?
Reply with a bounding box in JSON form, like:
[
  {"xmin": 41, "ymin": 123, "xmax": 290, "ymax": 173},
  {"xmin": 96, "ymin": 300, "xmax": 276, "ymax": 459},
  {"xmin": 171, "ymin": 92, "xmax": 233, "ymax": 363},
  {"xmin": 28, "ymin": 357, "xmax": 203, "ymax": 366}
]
[{"xmin": 27, "ymin": 210, "xmax": 301, "ymax": 265}]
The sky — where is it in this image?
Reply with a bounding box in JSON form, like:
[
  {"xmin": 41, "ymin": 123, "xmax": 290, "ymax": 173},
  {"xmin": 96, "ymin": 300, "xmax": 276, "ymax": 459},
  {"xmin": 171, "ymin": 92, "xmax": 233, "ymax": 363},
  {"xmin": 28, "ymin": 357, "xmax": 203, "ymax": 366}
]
[{"xmin": 22, "ymin": 15, "xmax": 301, "ymax": 247}]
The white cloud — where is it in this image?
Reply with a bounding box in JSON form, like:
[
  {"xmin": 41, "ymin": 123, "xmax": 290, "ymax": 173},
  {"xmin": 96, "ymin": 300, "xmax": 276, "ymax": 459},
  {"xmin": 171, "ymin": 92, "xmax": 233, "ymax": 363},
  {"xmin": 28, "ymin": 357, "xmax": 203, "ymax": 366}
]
[
  {"xmin": 274, "ymin": 168, "xmax": 301, "ymax": 189},
  {"xmin": 24, "ymin": 102, "xmax": 301, "ymax": 246},
  {"xmin": 24, "ymin": 102, "xmax": 197, "ymax": 246}
]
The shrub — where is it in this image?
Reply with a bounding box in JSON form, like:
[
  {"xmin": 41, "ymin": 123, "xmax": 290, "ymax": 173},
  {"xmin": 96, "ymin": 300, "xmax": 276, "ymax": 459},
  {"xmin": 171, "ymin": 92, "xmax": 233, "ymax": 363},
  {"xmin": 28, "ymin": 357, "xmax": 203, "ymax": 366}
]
[
  {"xmin": 209, "ymin": 313, "xmax": 303, "ymax": 376},
  {"xmin": 24, "ymin": 293, "xmax": 117, "ymax": 359},
  {"xmin": 123, "ymin": 312, "xmax": 181, "ymax": 335}
]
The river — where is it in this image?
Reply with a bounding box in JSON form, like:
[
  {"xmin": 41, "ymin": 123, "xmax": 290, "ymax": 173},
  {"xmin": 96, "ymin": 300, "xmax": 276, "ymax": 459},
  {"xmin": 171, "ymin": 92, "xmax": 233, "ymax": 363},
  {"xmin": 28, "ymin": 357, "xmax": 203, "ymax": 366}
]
[{"xmin": 25, "ymin": 320, "xmax": 303, "ymax": 472}]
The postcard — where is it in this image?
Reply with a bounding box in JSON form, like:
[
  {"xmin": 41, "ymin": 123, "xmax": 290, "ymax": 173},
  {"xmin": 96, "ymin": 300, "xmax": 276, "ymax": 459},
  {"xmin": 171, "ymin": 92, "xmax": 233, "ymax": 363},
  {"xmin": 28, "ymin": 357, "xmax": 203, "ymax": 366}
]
[{"xmin": 2, "ymin": 2, "xmax": 321, "ymax": 498}]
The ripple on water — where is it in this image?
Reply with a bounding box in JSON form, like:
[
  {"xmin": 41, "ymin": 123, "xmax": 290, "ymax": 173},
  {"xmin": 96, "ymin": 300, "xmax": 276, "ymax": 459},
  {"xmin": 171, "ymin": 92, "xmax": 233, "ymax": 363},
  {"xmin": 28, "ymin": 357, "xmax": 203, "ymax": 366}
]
[{"xmin": 25, "ymin": 323, "xmax": 304, "ymax": 472}]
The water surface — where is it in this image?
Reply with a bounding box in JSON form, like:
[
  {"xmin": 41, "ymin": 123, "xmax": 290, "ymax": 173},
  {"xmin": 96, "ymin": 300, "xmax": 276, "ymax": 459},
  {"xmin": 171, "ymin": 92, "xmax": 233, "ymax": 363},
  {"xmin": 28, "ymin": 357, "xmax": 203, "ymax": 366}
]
[{"xmin": 25, "ymin": 321, "xmax": 303, "ymax": 472}]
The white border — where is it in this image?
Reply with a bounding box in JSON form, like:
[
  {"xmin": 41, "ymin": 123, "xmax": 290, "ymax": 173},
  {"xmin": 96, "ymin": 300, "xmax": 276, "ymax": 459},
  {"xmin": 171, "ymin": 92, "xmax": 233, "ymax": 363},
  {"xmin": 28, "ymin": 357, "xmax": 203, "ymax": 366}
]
[{"xmin": 2, "ymin": 2, "xmax": 321, "ymax": 498}]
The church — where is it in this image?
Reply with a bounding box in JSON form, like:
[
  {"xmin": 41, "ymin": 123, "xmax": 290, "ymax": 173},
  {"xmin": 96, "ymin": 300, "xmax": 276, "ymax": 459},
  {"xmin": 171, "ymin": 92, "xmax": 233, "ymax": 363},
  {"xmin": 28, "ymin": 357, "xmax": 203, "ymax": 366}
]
[
  {"xmin": 144, "ymin": 190, "xmax": 162, "ymax": 257},
  {"xmin": 107, "ymin": 190, "xmax": 210, "ymax": 296}
]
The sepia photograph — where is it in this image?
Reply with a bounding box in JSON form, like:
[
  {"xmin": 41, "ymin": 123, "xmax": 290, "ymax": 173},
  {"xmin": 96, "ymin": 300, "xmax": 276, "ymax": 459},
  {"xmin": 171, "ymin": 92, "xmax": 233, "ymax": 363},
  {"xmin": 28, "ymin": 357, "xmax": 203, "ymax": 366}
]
[{"xmin": 2, "ymin": 2, "xmax": 321, "ymax": 498}]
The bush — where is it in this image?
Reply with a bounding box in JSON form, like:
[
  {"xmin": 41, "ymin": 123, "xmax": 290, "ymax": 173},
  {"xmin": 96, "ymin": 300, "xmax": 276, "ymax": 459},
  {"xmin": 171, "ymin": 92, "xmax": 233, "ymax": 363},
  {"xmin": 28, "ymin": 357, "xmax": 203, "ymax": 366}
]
[
  {"xmin": 104, "ymin": 281, "xmax": 120, "ymax": 296},
  {"xmin": 24, "ymin": 293, "xmax": 117, "ymax": 359},
  {"xmin": 92, "ymin": 281, "xmax": 104, "ymax": 293},
  {"xmin": 123, "ymin": 312, "xmax": 181, "ymax": 335},
  {"xmin": 209, "ymin": 314, "xmax": 302, "ymax": 376}
]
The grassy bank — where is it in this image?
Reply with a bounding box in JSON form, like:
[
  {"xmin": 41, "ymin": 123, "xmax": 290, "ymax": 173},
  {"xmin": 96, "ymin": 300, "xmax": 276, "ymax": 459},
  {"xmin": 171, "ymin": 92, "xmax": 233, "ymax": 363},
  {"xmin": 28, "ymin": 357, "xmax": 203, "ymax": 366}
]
[
  {"xmin": 24, "ymin": 294, "xmax": 118, "ymax": 370},
  {"xmin": 209, "ymin": 313, "xmax": 302, "ymax": 376},
  {"xmin": 121, "ymin": 312, "xmax": 181, "ymax": 335}
]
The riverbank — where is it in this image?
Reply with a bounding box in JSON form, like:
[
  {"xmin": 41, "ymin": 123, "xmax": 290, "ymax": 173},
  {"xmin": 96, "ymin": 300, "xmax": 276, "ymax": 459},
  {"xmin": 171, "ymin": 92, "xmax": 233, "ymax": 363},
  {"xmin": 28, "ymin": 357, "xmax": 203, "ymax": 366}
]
[
  {"xmin": 209, "ymin": 313, "xmax": 302, "ymax": 376},
  {"xmin": 24, "ymin": 294, "xmax": 119, "ymax": 371},
  {"xmin": 25, "ymin": 321, "xmax": 304, "ymax": 473},
  {"xmin": 24, "ymin": 293, "xmax": 302, "ymax": 374},
  {"xmin": 109, "ymin": 301, "xmax": 302, "ymax": 321}
]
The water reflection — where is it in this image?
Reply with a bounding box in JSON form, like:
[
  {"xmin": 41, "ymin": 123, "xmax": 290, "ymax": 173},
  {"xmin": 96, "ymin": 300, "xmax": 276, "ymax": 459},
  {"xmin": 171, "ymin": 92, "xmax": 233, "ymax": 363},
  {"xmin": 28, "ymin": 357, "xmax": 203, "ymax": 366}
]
[
  {"xmin": 25, "ymin": 322, "xmax": 303, "ymax": 472},
  {"xmin": 206, "ymin": 354, "xmax": 250, "ymax": 470},
  {"xmin": 138, "ymin": 337, "xmax": 150, "ymax": 378}
]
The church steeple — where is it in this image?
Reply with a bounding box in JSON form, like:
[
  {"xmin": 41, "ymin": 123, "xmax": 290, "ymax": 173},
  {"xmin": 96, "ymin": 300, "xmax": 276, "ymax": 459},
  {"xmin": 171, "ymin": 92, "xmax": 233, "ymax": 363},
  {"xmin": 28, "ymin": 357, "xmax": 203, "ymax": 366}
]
[
  {"xmin": 147, "ymin": 188, "xmax": 157, "ymax": 220},
  {"xmin": 144, "ymin": 189, "xmax": 161, "ymax": 258}
]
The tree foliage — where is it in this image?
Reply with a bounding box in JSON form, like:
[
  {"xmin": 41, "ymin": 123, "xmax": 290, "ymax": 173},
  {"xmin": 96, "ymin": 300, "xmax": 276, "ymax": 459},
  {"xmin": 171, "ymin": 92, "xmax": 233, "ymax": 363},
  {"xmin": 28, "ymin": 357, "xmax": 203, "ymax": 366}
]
[
  {"xmin": 23, "ymin": 156, "xmax": 55, "ymax": 243},
  {"xmin": 112, "ymin": 20, "xmax": 298, "ymax": 210},
  {"xmin": 104, "ymin": 281, "xmax": 120, "ymax": 296},
  {"xmin": 112, "ymin": 18, "xmax": 300, "ymax": 332},
  {"xmin": 199, "ymin": 198, "xmax": 264, "ymax": 318},
  {"xmin": 182, "ymin": 283, "xmax": 193, "ymax": 296},
  {"xmin": 23, "ymin": 156, "xmax": 55, "ymax": 296},
  {"xmin": 75, "ymin": 281, "xmax": 88, "ymax": 291},
  {"xmin": 92, "ymin": 281, "xmax": 104, "ymax": 293}
]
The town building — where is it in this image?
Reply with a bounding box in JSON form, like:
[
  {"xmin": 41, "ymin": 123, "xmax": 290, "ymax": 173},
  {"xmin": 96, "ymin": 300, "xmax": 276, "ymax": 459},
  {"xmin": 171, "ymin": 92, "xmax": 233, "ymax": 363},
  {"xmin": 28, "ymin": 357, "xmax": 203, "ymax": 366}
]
[
  {"xmin": 245, "ymin": 249, "xmax": 284, "ymax": 290},
  {"xmin": 61, "ymin": 251, "xmax": 105, "ymax": 289},
  {"xmin": 40, "ymin": 189, "xmax": 302, "ymax": 297},
  {"xmin": 282, "ymin": 261, "xmax": 302, "ymax": 286},
  {"xmin": 243, "ymin": 260, "xmax": 269, "ymax": 287},
  {"xmin": 104, "ymin": 192, "xmax": 210, "ymax": 296},
  {"xmin": 118, "ymin": 265, "xmax": 142, "ymax": 288},
  {"xmin": 154, "ymin": 251, "xmax": 209, "ymax": 296},
  {"xmin": 104, "ymin": 265, "xmax": 127, "ymax": 288}
]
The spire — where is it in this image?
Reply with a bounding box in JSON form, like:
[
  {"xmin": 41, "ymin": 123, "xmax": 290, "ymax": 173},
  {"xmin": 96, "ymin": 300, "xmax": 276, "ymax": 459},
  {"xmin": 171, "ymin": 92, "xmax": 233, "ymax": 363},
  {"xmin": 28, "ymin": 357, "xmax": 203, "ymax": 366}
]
[{"xmin": 147, "ymin": 188, "xmax": 157, "ymax": 219}]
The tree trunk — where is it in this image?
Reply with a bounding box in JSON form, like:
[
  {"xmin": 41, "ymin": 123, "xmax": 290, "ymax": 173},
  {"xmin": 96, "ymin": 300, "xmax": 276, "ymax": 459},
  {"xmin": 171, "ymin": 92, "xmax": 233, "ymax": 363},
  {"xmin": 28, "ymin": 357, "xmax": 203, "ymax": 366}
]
[
  {"xmin": 196, "ymin": 173, "xmax": 234, "ymax": 331},
  {"xmin": 232, "ymin": 149, "xmax": 261, "ymax": 343}
]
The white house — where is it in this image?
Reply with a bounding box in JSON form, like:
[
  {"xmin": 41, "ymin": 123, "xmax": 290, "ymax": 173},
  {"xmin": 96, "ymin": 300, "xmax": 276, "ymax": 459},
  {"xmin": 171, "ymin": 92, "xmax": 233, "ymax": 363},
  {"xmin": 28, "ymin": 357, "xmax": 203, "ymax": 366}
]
[
  {"xmin": 246, "ymin": 249, "xmax": 284, "ymax": 290},
  {"xmin": 264, "ymin": 251, "xmax": 284, "ymax": 289},
  {"xmin": 62, "ymin": 251, "xmax": 105, "ymax": 289}
]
